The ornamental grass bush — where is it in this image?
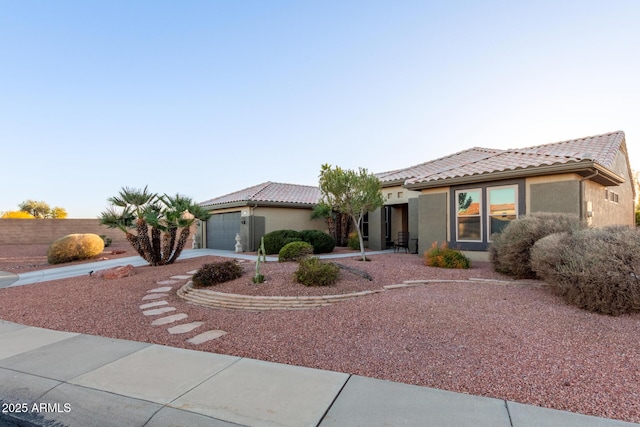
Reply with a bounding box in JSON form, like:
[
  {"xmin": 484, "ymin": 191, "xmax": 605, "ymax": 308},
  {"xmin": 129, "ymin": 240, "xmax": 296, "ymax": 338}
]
[
  {"xmin": 278, "ymin": 241, "xmax": 314, "ymax": 262},
  {"xmin": 424, "ymin": 242, "xmax": 470, "ymax": 269},
  {"xmin": 300, "ymin": 229, "xmax": 336, "ymax": 254},
  {"xmin": 347, "ymin": 232, "xmax": 360, "ymax": 250},
  {"xmin": 489, "ymin": 212, "xmax": 585, "ymax": 279},
  {"xmin": 192, "ymin": 260, "xmax": 243, "ymax": 287},
  {"xmin": 263, "ymin": 229, "xmax": 302, "ymax": 254},
  {"xmin": 47, "ymin": 233, "xmax": 105, "ymax": 264},
  {"xmin": 294, "ymin": 257, "xmax": 340, "ymax": 286},
  {"xmin": 531, "ymin": 226, "xmax": 640, "ymax": 316}
]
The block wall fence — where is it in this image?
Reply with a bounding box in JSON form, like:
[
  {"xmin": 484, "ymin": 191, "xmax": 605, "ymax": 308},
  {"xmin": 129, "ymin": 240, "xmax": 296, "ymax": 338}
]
[{"xmin": 0, "ymin": 219, "xmax": 197, "ymax": 246}]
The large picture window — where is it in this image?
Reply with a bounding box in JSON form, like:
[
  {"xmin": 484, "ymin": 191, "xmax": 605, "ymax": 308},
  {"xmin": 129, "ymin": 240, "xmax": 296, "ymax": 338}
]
[
  {"xmin": 488, "ymin": 185, "xmax": 517, "ymax": 238},
  {"xmin": 456, "ymin": 189, "xmax": 482, "ymax": 241},
  {"xmin": 451, "ymin": 181, "xmax": 523, "ymax": 249}
]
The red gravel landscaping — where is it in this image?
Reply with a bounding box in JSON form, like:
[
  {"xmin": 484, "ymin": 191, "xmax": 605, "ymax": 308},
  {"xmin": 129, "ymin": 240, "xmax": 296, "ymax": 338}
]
[{"xmin": 1, "ymin": 245, "xmax": 639, "ymax": 423}]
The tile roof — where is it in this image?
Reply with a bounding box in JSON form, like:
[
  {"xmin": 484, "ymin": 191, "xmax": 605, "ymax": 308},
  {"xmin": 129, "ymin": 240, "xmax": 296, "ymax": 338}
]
[
  {"xmin": 405, "ymin": 131, "xmax": 625, "ymax": 186},
  {"xmin": 376, "ymin": 148, "xmax": 502, "ymax": 183},
  {"xmin": 200, "ymin": 182, "xmax": 320, "ymax": 207}
]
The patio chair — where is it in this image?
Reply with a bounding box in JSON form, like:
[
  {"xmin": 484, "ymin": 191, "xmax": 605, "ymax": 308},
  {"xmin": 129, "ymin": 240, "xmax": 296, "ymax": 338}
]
[{"xmin": 394, "ymin": 231, "xmax": 410, "ymax": 253}]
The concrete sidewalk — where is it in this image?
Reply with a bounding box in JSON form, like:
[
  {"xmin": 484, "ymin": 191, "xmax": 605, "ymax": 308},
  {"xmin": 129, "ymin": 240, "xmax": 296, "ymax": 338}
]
[
  {"xmin": 2, "ymin": 248, "xmax": 395, "ymax": 288},
  {"xmin": 0, "ymin": 320, "xmax": 637, "ymax": 427}
]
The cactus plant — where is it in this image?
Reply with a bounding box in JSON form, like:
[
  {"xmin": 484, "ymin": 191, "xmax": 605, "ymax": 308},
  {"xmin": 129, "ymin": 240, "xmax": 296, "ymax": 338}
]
[{"xmin": 253, "ymin": 237, "xmax": 266, "ymax": 283}]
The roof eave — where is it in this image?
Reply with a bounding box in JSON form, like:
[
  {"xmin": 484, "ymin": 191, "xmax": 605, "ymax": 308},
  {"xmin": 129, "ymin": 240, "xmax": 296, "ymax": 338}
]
[
  {"xmin": 202, "ymin": 200, "xmax": 318, "ymax": 211},
  {"xmin": 403, "ymin": 162, "xmax": 624, "ymax": 190}
]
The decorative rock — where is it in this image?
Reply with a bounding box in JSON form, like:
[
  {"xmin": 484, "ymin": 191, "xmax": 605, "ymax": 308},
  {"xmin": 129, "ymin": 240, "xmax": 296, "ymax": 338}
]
[
  {"xmin": 139, "ymin": 301, "xmax": 168, "ymax": 309},
  {"xmin": 187, "ymin": 330, "xmax": 227, "ymax": 345},
  {"xmin": 143, "ymin": 307, "xmax": 176, "ymax": 316},
  {"xmin": 147, "ymin": 286, "xmax": 172, "ymax": 293},
  {"xmin": 151, "ymin": 313, "xmax": 188, "ymax": 325},
  {"xmin": 142, "ymin": 293, "xmax": 169, "ymax": 300},
  {"xmin": 167, "ymin": 322, "xmax": 204, "ymax": 334},
  {"xmin": 96, "ymin": 265, "xmax": 135, "ymax": 280}
]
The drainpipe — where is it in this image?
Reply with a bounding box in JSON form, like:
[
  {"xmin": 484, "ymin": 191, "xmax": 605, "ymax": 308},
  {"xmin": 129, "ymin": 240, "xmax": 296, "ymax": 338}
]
[{"xmin": 580, "ymin": 170, "xmax": 599, "ymax": 221}]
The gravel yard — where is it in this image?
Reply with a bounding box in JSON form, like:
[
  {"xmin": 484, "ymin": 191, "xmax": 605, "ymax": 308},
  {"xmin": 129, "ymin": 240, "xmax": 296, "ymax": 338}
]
[{"xmin": 1, "ymin": 244, "xmax": 639, "ymax": 423}]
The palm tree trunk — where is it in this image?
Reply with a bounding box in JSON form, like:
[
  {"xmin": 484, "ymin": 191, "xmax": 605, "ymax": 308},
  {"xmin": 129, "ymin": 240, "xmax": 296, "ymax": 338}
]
[
  {"xmin": 151, "ymin": 226, "xmax": 161, "ymax": 265},
  {"xmin": 136, "ymin": 219, "xmax": 155, "ymax": 265},
  {"xmin": 161, "ymin": 227, "xmax": 177, "ymax": 264},
  {"xmin": 168, "ymin": 227, "xmax": 191, "ymax": 264},
  {"xmin": 125, "ymin": 232, "xmax": 146, "ymax": 259}
]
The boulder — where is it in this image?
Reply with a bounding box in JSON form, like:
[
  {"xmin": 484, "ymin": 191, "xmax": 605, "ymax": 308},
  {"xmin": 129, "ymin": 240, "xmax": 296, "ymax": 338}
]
[
  {"xmin": 96, "ymin": 264, "xmax": 135, "ymax": 279},
  {"xmin": 47, "ymin": 233, "xmax": 105, "ymax": 264}
]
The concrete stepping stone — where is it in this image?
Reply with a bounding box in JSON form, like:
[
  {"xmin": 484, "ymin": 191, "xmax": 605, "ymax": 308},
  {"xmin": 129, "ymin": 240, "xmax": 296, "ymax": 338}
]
[
  {"xmin": 151, "ymin": 313, "xmax": 188, "ymax": 326},
  {"xmin": 187, "ymin": 330, "xmax": 227, "ymax": 345},
  {"xmin": 167, "ymin": 322, "xmax": 204, "ymax": 335},
  {"xmin": 139, "ymin": 301, "xmax": 168, "ymax": 309},
  {"xmin": 143, "ymin": 307, "xmax": 176, "ymax": 316},
  {"xmin": 186, "ymin": 270, "xmax": 199, "ymax": 275},
  {"xmin": 156, "ymin": 280, "xmax": 180, "ymax": 285},
  {"xmin": 171, "ymin": 275, "xmax": 192, "ymax": 280},
  {"xmin": 142, "ymin": 293, "xmax": 169, "ymax": 301},
  {"xmin": 147, "ymin": 286, "xmax": 173, "ymax": 293}
]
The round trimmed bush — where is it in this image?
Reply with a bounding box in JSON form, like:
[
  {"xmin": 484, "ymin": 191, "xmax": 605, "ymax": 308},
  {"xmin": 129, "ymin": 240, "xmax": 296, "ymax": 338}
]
[
  {"xmin": 294, "ymin": 257, "xmax": 340, "ymax": 286},
  {"xmin": 47, "ymin": 233, "xmax": 105, "ymax": 264},
  {"xmin": 300, "ymin": 230, "xmax": 335, "ymax": 254},
  {"xmin": 262, "ymin": 230, "xmax": 302, "ymax": 255},
  {"xmin": 424, "ymin": 242, "xmax": 470, "ymax": 269},
  {"xmin": 489, "ymin": 212, "xmax": 585, "ymax": 279},
  {"xmin": 531, "ymin": 226, "xmax": 640, "ymax": 316},
  {"xmin": 192, "ymin": 260, "xmax": 243, "ymax": 287},
  {"xmin": 278, "ymin": 241, "xmax": 314, "ymax": 262}
]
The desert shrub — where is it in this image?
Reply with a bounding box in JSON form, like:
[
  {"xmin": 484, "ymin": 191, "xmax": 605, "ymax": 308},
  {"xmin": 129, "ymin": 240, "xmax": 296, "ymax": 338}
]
[
  {"xmin": 347, "ymin": 232, "xmax": 360, "ymax": 250},
  {"xmin": 300, "ymin": 229, "xmax": 336, "ymax": 254},
  {"xmin": 263, "ymin": 229, "xmax": 303, "ymax": 254},
  {"xmin": 99, "ymin": 234, "xmax": 112, "ymax": 247},
  {"xmin": 294, "ymin": 257, "xmax": 340, "ymax": 286},
  {"xmin": 192, "ymin": 260, "xmax": 243, "ymax": 287},
  {"xmin": 489, "ymin": 212, "xmax": 585, "ymax": 279},
  {"xmin": 47, "ymin": 233, "xmax": 105, "ymax": 264},
  {"xmin": 278, "ymin": 241, "xmax": 314, "ymax": 262},
  {"xmin": 531, "ymin": 226, "xmax": 640, "ymax": 316},
  {"xmin": 424, "ymin": 242, "xmax": 470, "ymax": 269}
]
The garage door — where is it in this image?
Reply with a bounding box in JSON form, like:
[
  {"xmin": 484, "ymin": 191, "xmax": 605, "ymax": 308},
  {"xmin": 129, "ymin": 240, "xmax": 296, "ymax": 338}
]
[{"xmin": 206, "ymin": 212, "xmax": 241, "ymax": 250}]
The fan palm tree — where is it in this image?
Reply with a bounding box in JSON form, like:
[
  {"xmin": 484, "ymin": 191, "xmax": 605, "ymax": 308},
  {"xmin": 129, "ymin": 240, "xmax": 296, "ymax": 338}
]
[{"xmin": 99, "ymin": 186, "xmax": 210, "ymax": 266}]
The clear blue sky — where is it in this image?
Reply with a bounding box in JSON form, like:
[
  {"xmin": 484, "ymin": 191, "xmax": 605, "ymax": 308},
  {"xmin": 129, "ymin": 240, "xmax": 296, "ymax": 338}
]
[{"xmin": 2, "ymin": 1, "xmax": 639, "ymax": 218}]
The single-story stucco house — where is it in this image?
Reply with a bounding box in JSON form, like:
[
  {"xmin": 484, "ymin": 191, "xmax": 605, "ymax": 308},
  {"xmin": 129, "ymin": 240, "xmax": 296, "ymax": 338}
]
[
  {"xmin": 197, "ymin": 181, "xmax": 324, "ymax": 251},
  {"xmin": 367, "ymin": 130, "xmax": 635, "ymax": 260},
  {"xmin": 199, "ymin": 131, "xmax": 635, "ymax": 259}
]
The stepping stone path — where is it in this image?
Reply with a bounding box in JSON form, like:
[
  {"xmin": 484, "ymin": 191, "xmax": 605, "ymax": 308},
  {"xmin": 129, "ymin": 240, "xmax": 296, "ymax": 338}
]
[{"xmin": 139, "ymin": 272, "xmax": 228, "ymax": 346}]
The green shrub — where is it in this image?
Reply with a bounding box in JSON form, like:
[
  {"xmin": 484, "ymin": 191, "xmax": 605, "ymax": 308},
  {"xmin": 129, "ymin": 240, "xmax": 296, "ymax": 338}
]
[
  {"xmin": 192, "ymin": 260, "xmax": 243, "ymax": 287},
  {"xmin": 278, "ymin": 241, "xmax": 314, "ymax": 262},
  {"xmin": 262, "ymin": 229, "xmax": 303, "ymax": 254},
  {"xmin": 489, "ymin": 212, "xmax": 585, "ymax": 279},
  {"xmin": 47, "ymin": 233, "xmax": 105, "ymax": 264},
  {"xmin": 424, "ymin": 242, "xmax": 470, "ymax": 269},
  {"xmin": 531, "ymin": 226, "xmax": 640, "ymax": 316},
  {"xmin": 300, "ymin": 229, "xmax": 336, "ymax": 254},
  {"xmin": 347, "ymin": 232, "xmax": 360, "ymax": 250},
  {"xmin": 294, "ymin": 257, "xmax": 340, "ymax": 286},
  {"xmin": 99, "ymin": 234, "xmax": 112, "ymax": 247}
]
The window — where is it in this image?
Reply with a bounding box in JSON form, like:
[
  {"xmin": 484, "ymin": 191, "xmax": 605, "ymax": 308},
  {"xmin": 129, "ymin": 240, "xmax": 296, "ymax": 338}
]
[
  {"xmin": 488, "ymin": 186, "xmax": 517, "ymax": 237},
  {"xmin": 456, "ymin": 189, "xmax": 482, "ymax": 241},
  {"xmin": 451, "ymin": 181, "xmax": 523, "ymax": 249},
  {"xmin": 604, "ymin": 188, "xmax": 609, "ymax": 200},
  {"xmin": 360, "ymin": 213, "xmax": 369, "ymax": 240}
]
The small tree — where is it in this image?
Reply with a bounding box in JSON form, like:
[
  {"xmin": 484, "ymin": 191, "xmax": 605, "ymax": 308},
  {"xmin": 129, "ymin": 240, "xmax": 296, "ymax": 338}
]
[
  {"xmin": 319, "ymin": 164, "xmax": 384, "ymax": 261},
  {"xmin": 18, "ymin": 200, "xmax": 67, "ymax": 218},
  {"xmin": 1, "ymin": 211, "xmax": 35, "ymax": 219},
  {"xmin": 99, "ymin": 186, "xmax": 210, "ymax": 266}
]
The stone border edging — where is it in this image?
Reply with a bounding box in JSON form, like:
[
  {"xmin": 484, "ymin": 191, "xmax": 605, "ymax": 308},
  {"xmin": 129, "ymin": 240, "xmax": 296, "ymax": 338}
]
[{"xmin": 177, "ymin": 277, "xmax": 543, "ymax": 311}]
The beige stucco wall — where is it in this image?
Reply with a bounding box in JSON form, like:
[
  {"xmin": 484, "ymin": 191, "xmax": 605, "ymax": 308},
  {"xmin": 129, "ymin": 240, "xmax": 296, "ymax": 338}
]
[
  {"xmin": 584, "ymin": 151, "xmax": 635, "ymax": 227},
  {"xmin": 253, "ymin": 207, "xmax": 327, "ymax": 233},
  {"xmin": 382, "ymin": 185, "xmax": 421, "ymax": 205}
]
